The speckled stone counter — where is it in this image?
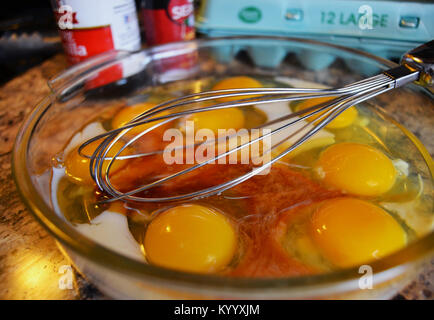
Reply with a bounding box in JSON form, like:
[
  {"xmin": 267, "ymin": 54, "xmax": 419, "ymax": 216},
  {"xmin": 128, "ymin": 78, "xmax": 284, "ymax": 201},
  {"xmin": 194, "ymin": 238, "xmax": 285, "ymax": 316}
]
[
  {"xmin": 0, "ymin": 55, "xmax": 106, "ymax": 299},
  {"xmin": 0, "ymin": 55, "xmax": 432, "ymax": 300}
]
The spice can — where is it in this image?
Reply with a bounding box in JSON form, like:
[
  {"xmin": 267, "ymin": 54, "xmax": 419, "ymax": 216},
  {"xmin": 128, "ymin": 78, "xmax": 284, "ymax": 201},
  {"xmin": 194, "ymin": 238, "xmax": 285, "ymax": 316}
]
[
  {"xmin": 52, "ymin": 0, "xmax": 141, "ymax": 64},
  {"xmin": 141, "ymin": 0, "xmax": 197, "ymax": 79},
  {"xmin": 141, "ymin": 0, "xmax": 195, "ymax": 45},
  {"xmin": 52, "ymin": 0, "xmax": 142, "ymax": 89}
]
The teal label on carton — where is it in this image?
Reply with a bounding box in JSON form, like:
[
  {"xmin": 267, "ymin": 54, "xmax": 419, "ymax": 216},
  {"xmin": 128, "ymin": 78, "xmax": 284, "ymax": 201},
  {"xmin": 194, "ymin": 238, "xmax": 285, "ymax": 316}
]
[{"xmin": 239, "ymin": 6, "xmax": 262, "ymax": 23}]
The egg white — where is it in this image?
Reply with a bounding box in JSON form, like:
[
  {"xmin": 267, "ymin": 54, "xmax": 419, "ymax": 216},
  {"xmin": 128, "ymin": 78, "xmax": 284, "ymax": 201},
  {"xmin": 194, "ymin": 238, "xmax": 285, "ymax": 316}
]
[{"xmin": 51, "ymin": 122, "xmax": 146, "ymax": 262}]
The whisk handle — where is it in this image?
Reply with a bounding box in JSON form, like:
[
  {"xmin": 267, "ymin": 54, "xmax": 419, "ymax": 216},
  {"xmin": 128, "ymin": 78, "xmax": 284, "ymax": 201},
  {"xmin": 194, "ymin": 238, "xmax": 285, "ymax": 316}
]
[{"xmin": 401, "ymin": 40, "xmax": 434, "ymax": 87}]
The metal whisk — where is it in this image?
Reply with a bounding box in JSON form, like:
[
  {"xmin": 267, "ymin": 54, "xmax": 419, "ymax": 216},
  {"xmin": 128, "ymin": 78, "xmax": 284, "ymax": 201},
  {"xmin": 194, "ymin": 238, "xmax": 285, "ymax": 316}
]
[{"xmin": 80, "ymin": 40, "xmax": 433, "ymax": 203}]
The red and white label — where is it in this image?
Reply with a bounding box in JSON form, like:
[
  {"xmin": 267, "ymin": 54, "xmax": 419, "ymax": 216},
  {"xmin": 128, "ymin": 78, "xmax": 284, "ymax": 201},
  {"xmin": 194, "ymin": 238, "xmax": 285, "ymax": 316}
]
[
  {"xmin": 53, "ymin": 0, "xmax": 141, "ymax": 64},
  {"xmin": 52, "ymin": 0, "xmax": 141, "ymax": 89},
  {"xmin": 167, "ymin": 0, "xmax": 194, "ymax": 24}
]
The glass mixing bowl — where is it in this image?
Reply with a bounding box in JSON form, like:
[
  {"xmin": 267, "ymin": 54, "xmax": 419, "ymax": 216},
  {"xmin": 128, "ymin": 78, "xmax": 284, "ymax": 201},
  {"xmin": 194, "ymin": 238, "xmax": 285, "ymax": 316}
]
[{"xmin": 13, "ymin": 36, "xmax": 434, "ymax": 299}]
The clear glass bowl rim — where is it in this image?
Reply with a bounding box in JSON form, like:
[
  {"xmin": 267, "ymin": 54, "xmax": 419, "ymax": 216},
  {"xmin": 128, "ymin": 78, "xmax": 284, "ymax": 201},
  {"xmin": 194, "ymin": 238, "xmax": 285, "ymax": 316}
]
[{"xmin": 12, "ymin": 36, "xmax": 434, "ymax": 295}]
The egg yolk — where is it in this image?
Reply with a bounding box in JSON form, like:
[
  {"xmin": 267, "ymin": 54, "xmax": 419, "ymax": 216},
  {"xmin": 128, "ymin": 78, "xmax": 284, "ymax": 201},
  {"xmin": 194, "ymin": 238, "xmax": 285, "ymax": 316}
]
[
  {"xmin": 295, "ymin": 97, "xmax": 358, "ymax": 129},
  {"xmin": 182, "ymin": 76, "xmax": 263, "ymax": 135},
  {"xmin": 64, "ymin": 139, "xmax": 129, "ymax": 185},
  {"xmin": 211, "ymin": 76, "xmax": 263, "ymax": 102},
  {"xmin": 144, "ymin": 204, "xmax": 237, "ymax": 273},
  {"xmin": 316, "ymin": 143, "xmax": 397, "ymax": 196},
  {"xmin": 185, "ymin": 107, "xmax": 245, "ymax": 134},
  {"xmin": 311, "ymin": 198, "xmax": 406, "ymax": 267},
  {"xmin": 112, "ymin": 102, "xmax": 166, "ymax": 135}
]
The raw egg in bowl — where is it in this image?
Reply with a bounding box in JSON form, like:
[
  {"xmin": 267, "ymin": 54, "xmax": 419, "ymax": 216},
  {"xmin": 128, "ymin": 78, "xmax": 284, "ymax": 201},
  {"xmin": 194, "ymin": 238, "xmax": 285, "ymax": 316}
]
[{"xmin": 13, "ymin": 37, "xmax": 433, "ymax": 299}]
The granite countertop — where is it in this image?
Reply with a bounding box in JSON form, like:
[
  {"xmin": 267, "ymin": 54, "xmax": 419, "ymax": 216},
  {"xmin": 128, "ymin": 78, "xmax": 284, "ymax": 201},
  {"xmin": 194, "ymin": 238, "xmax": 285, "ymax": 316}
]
[
  {"xmin": 0, "ymin": 55, "xmax": 106, "ymax": 299},
  {"xmin": 0, "ymin": 55, "xmax": 432, "ymax": 300}
]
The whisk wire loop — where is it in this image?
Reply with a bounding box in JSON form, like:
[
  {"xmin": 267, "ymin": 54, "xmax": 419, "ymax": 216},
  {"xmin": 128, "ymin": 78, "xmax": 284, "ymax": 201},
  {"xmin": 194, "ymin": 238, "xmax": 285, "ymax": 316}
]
[{"xmin": 78, "ymin": 38, "xmax": 432, "ymax": 203}]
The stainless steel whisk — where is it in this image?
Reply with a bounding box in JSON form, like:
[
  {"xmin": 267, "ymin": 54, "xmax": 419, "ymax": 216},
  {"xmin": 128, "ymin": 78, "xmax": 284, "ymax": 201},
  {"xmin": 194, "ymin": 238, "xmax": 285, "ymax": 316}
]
[{"xmin": 80, "ymin": 40, "xmax": 433, "ymax": 203}]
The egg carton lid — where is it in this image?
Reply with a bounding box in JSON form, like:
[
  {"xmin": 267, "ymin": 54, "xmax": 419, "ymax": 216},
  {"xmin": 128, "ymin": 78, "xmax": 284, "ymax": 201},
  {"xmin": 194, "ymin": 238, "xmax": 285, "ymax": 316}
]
[{"xmin": 196, "ymin": 0, "xmax": 434, "ymax": 57}]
